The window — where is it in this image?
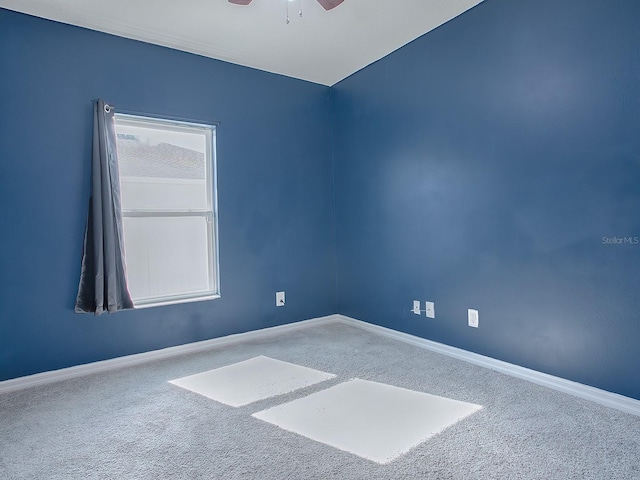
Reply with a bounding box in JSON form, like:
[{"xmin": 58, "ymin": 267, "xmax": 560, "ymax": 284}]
[{"xmin": 114, "ymin": 114, "xmax": 219, "ymax": 307}]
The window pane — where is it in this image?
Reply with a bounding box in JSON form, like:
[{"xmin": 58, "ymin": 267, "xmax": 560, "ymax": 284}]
[
  {"xmin": 123, "ymin": 216, "xmax": 212, "ymax": 302},
  {"xmin": 115, "ymin": 122, "xmax": 208, "ymax": 211}
]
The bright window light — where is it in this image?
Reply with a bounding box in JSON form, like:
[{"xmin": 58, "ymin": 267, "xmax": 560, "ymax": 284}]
[{"xmin": 114, "ymin": 113, "xmax": 219, "ymax": 308}]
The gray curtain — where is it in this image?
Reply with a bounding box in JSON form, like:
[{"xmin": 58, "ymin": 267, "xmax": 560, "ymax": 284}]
[{"xmin": 75, "ymin": 99, "xmax": 133, "ymax": 314}]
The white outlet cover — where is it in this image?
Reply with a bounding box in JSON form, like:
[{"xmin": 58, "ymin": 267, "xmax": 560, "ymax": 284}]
[
  {"xmin": 468, "ymin": 309, "xmax": 479, "ymax": 328},
  {"xmin": 413, "ymin": 300, "xmax": 421, "ymax": 314},
  {"xmin": 425, "ymin": 301, "xmax": 435, "ymax": 319},
  {"xmin": 276, "ymin": 291, "xmax": 285, "ymax": 306}
]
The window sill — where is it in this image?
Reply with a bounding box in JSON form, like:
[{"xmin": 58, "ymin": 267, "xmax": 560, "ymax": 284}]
[{"xmin": 133, "ymin": 294, "xmax": 220, "ymax": 310}]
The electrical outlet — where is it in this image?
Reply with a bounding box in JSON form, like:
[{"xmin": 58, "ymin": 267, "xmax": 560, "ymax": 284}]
[
  {"xmin": 276, "ymin": 291, "xmax": 285, "ymax": 306},
  {"xmin": 425, "ymin": 301, "xmax": 435, "ymax": 319},
  {"xmin": 468, "ymin": 309, "xmax": 479, "ymax": 328},
  {"xmin": 412, "ymin": 300, "xmax": 421, "ymax": 315}
]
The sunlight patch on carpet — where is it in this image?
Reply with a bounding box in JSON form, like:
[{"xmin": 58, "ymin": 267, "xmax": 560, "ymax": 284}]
[
  {"xmin": 169, "ymin": 356, "xmax": 335, "ymax": 407},
  {"xmin": 253, "ymin": 378, "xmax": 482, "ymax": 464}
]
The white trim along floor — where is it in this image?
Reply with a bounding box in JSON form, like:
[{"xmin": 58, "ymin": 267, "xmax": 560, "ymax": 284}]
[{"xmin": 1, "ymin": 314, "xmax": 639, "ymax": 416}]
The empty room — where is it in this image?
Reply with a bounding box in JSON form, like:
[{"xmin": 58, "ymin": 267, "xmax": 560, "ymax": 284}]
[{"xmin": 1, "ymin": 0, "xmax": 639, "ymax": 478}]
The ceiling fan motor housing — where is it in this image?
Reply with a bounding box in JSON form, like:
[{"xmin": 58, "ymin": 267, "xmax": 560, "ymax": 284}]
[{"xmin": 229, "ymin": 0, "xmax": 345, "ymax": 11}]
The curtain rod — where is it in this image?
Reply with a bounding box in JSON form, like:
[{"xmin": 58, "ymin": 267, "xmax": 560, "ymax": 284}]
[{"xmin": 92, "ymin": 100, "xmax": 222, "ymax": 127}]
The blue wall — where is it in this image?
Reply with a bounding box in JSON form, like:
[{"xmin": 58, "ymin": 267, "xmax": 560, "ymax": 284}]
[
  {"xmin": 0, "ymin": 9, "xmax": 336, "ymax": 381},
  {"xmin": 332, "ymin": 0, "xmax": 640, "ymax": 400}
]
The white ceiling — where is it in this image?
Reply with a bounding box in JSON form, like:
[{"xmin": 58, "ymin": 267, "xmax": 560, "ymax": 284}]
[{"xmin": 0, "ymin": 0, "xmax": 484, "ymax": 86}]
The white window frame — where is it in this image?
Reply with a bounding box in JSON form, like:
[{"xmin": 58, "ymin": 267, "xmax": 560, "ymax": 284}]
[{"xmin": 114, "ymin": 113, "xmax": 220, "ymax": 308}]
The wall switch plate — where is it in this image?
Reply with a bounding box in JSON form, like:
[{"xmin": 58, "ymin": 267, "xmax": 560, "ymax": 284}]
[
  {"xmin": 425, "ymin": 301, "xmax": 435, "ymax": 318},
  {"xmin": 468, "ymin": 309, "xmax": 479, "ymax": 328},
  {"xmin": 276, "ymin": 291, "xmax": 285, "ymax": 306},
  {"xmin": 412, "ymin": 300, "xmax": 421, "ymax": 315}
]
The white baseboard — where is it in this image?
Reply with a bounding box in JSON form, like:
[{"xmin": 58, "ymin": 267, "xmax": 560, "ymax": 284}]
[
  {"xmin": 2, "ymin": 312, "xmax": 639, "ymax": 417},
  {"xmin": 334, "ymin": 314, "xmax": 640, "ymax": 417},
  {"xmin": 0, "ymin": 314, "xmax": 339, "ymax": 395}
]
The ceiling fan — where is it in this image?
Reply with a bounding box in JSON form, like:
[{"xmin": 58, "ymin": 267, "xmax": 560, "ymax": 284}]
[{"xmin": 229, "ymin": 0, "xmax": 344, "ymax": 11}]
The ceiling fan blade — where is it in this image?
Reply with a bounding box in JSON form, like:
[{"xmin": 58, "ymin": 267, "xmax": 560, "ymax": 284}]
[
  {"xmin": 316, "ymin": 0, "xmax": 344, "ymax": 10},
  {"xmin": 229, "ymin": 0, "xmax": 253, "ymax": 5}
]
